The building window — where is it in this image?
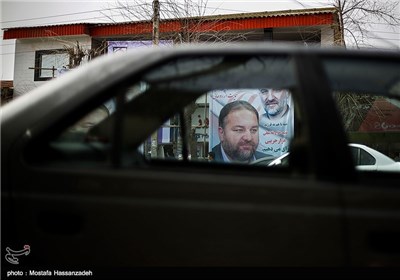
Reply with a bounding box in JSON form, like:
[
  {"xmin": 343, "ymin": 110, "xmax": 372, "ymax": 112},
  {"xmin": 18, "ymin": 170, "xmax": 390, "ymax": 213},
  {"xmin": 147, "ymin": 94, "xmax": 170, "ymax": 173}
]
[
  {"xmin": 34, "ymin": 50, "xmax": 69, "ymax": 81},
  {"xmin": 112, "ymin": 47, "xmax": 128, "ymax": 53}
]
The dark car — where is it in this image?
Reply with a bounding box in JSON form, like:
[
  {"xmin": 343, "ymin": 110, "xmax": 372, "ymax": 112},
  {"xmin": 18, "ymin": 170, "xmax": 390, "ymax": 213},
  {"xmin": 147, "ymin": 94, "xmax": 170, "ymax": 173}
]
[{"xmin": 2, "ymin": 44, "xmax": 400, "ymax": 274}]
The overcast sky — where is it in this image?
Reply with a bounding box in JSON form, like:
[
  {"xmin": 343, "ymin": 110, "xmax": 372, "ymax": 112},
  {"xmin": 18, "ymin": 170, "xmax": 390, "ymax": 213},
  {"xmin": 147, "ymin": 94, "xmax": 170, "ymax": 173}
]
[
  {"xmin": 1, "ymin": 0, "xmax": 399, "ymax": 80},
  {"xmin": 1, "ymin": 0, "xmax": 334, "ymax": 28}
]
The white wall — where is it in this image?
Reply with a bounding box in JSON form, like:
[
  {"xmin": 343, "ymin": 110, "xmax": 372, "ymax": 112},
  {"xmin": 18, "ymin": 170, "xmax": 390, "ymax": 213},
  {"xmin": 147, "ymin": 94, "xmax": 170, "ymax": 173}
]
[
  {"xmin": 1, "ymin": 39, "xmax": 16, "ymax": 81},
  {"xmin": 321, "ymin": 25, "xmax": 335, "ymax": 47},
  {"xmin": 13, "ymin": 35, "xmax": 91, "ymax": 96}
]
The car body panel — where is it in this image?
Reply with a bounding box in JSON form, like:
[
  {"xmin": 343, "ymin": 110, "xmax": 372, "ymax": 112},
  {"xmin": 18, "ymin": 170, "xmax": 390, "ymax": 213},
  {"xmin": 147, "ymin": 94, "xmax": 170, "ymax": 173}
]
[{"xmin": 8, "ymin": 166, "xmax": 345, "ymax": 266}]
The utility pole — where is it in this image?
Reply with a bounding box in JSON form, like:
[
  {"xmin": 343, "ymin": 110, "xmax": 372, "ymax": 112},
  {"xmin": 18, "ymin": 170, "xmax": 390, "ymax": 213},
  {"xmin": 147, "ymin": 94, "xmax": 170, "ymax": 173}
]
[
  {"xmin": 150, "ymin": 0, "xmax": 160, "ymax": 158},
  {"xmin": 152, "ymin": 0, "xmax": 160, "ymax": 46}
]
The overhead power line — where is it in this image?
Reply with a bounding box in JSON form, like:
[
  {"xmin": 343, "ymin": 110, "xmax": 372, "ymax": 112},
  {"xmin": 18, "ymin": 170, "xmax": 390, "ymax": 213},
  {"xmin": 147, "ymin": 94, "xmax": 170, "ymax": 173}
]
[
  {"xmin": 1, "ymin": 2, "xmax": 329, "ymax": 26},
  {"xmin": 0, "ymin": 6, "xmax": 129, "ymax": 24}
]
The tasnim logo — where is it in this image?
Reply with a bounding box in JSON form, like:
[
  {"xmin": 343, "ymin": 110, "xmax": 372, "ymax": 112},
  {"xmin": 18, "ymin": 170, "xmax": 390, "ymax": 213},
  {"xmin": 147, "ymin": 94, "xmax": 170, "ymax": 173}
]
[{"xmin": 5, "ymin": 245, "xmax": 30, "ymax": 265}]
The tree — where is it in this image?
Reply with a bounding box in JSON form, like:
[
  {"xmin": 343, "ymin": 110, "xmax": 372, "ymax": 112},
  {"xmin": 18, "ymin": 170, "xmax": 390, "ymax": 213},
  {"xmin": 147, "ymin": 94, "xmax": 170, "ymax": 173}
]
[
  {"xmin": 102, "ymin": 0, "xmax": 248, "ymax": 44},
  {"xmin": 43, "ymin": 28, "xmax": 108, "ymax": 70},
  {"xmin": 332, "ymin": 0, "xmax": 400, "ymax": 48},
  {"xmin": 63, "ymin": 40, "xmax": 108, "ymax": 69},
  {"xmin": 335, "ymin": 92, "xmax": 379, "ymax": 131}
]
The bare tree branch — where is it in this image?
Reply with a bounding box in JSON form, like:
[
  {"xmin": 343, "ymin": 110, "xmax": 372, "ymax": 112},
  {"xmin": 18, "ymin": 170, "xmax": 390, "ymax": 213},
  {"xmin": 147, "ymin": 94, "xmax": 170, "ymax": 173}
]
[
  {"xmin": 101, "ymin": 0, "xmax": 252, "ymax": 44},
  {"xmin": 332, "ymin": 0, "xmax": 400, "ymax": 48}
]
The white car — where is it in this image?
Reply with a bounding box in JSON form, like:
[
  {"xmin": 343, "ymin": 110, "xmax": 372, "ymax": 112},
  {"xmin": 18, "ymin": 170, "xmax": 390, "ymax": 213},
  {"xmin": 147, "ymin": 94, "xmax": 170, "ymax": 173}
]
[
  {"xmin": 265, "ymin": 143, "xmax": 400, "ymax": 172},
  {"xmin": 350, "ymin": 143, "xmax": 400, "ymax": 172}
]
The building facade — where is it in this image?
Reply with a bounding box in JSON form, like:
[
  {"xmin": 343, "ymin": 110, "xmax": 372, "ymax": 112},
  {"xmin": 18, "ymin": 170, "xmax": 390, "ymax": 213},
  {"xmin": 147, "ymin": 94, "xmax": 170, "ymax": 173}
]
[{"xmin": 3, "ymin": 7, "xmax": 341, "ymax": 97}]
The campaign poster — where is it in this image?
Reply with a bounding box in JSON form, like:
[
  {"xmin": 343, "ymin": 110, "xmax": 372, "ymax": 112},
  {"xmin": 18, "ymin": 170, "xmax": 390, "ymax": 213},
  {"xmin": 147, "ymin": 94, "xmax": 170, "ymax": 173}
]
[{"xmin": 209, "ymin": 89, "xmax": 294, "ymax": 158}]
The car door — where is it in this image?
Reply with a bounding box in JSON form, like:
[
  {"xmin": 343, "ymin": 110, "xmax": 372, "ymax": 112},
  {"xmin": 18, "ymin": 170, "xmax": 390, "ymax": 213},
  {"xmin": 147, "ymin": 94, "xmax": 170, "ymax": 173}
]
[
  {"xmin": 3, "ymin": 48, "xmax": 350, "ymax": 270},
  {"xmin": 322, "ymin": 54, "xmax": 400, "ymax": 266}
]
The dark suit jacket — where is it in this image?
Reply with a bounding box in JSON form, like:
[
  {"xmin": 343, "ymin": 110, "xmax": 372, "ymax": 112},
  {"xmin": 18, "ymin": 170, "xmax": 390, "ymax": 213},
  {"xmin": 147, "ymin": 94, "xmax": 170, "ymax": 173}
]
[{"xmin": 211, "ymin": 143, "xmax": 271, "ymax": 163}]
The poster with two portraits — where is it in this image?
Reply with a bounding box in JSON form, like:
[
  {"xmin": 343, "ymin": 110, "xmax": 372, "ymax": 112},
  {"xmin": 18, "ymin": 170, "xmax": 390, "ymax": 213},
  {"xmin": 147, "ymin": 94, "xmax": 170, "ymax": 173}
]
[{"xmin": 209, "ymin": 89, "xmax": 294, "ymax": 159}]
